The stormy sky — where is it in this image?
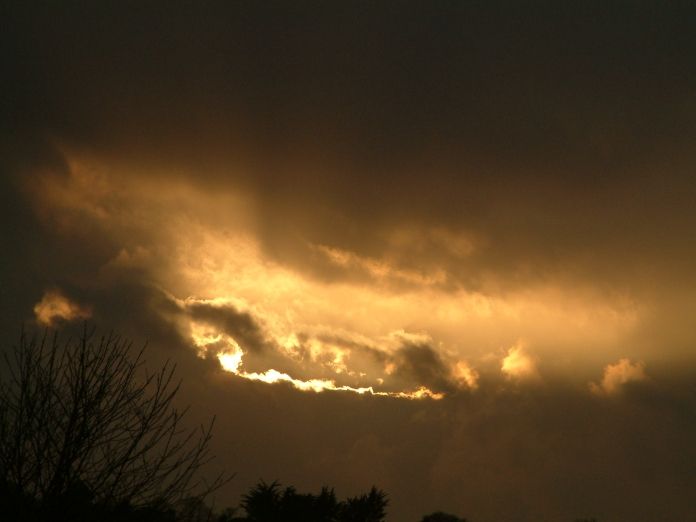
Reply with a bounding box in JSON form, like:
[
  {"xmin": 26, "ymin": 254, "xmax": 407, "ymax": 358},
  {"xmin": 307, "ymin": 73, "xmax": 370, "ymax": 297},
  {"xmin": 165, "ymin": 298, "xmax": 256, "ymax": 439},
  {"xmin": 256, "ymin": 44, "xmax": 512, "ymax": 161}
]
[{"xmin": 2, "ymin": 2, "xmax": 696, "ymax": 520}]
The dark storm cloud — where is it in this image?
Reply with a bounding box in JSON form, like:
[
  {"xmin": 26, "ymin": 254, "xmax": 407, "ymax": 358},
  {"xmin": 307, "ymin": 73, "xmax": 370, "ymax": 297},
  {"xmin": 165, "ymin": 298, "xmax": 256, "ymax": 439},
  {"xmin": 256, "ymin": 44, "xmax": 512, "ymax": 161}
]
[
  {"xmin": 4, "ymin": 0, "xmax": 696, "ymax": 295},
  {"xmin": 389, "ymin": 342, "xmax": 456, "ymax": 394},
  {"xmin": 186, "ymin": 301, "xmax": 269, "ymax": 354},
  {"xmin": 178, "ymin": 299, "xmax": 309, "ymax": 377},
  {"xmin": 311, "ymin": 333, "xmax": 464, "ymax": 393},
  {"xmin": 6, "ymin": 1, "xmax": 696, "ymax": 158},
  {"xmin": 188, "ymin": 365, "xmax": 696, "ymax": 522}
]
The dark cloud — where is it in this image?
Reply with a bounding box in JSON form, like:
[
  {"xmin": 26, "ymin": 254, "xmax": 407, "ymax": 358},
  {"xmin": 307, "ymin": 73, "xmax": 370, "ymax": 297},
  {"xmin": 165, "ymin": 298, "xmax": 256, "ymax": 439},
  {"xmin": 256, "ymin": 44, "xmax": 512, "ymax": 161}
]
[
  {"xmin": 185, "ymin": 301, "xmax": 270, "ymax": 354},
  {"xmin": 389, "ymin": 342, "xmax": 456, "ymax": 394},
  {"xmin": 4, "ymin": 1, "xmax": 696, "ymax": 295},
  {"xmin": 186, "ymin": 368, "xmax": 696, "ymax": 522},
  {"xmin": 310, "ymin": 334, "xmax": 466, "ymax": 393}
]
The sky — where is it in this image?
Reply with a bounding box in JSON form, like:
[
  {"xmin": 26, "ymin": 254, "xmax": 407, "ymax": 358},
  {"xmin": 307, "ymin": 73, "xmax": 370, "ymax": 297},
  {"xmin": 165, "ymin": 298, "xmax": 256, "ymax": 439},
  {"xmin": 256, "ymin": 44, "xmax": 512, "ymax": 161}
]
[{"xmin": 2, "ymin": 2, "xmax": 696, "ymax": 520}]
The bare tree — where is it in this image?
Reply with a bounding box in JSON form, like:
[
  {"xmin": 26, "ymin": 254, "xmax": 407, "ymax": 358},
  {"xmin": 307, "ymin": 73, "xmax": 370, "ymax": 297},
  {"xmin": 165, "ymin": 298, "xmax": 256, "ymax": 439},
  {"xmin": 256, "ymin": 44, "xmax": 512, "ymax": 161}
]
[{"xmin": 0, "ymin": 326, "xmax": 228, "ymax": 515}]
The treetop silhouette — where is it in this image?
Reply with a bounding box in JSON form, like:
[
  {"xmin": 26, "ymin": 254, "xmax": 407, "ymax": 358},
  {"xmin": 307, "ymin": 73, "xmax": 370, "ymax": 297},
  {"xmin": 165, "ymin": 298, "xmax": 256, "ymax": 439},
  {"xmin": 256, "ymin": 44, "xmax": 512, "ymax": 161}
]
[
  {"xmin": 0, "ymin": 326, "xmax": 228, "ymax": 520},
  {"xmin": 240, "ymin": 480, "xmax": 387, "ymax": 522}
]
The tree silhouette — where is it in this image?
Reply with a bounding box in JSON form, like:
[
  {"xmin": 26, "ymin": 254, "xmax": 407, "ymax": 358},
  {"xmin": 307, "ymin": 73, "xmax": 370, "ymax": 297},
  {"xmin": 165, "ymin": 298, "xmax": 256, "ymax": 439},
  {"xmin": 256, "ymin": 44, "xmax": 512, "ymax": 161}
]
[
  {"xmin": 241, "ymin": 481, "xmax": 283, "ymax": 521},
  {"xmin": 0, "ymin": 327, "xmax": 228, "ymax": 520},
  {"xmin": 338, "ymin": 486, "xmax": 388, "ymax": 522},
  {"xmin": 420, "ymin": 512, "xmax": 468, "ymax": 522},
  {"xmin": 240, "ymin": 481, "xmax": 386, "ymax": 522}
]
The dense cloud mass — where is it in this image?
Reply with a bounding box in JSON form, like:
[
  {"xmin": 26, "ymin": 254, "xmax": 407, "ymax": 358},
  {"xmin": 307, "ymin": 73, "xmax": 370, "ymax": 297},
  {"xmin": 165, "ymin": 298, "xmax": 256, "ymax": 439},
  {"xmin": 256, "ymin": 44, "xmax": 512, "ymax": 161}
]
[{"xmin": 2, "ymin": 2, "xmax": 696, "ymax": 520}]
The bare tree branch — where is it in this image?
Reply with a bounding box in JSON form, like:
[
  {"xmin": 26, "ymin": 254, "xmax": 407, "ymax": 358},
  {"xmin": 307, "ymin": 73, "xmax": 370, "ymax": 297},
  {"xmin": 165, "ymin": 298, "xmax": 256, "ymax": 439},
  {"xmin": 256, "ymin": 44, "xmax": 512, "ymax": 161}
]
[{"xmin": 0, "ymin": 325, "xmax": 231, "ymax": 512}]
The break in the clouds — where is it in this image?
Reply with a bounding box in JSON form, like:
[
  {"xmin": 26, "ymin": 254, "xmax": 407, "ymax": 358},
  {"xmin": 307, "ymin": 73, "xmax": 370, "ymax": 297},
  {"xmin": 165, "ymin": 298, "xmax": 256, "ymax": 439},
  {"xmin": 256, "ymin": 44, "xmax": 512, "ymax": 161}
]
[{"xmin": 4, "ymin": 2, "xmax": 696, "ymax": 520}]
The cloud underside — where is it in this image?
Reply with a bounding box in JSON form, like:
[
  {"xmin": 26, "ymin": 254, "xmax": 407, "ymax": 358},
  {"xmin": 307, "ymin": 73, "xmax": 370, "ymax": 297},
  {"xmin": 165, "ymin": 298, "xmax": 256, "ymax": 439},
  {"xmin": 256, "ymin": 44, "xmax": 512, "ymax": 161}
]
[{"xmin": 149, "ymin": 295, "xmax": 467, "ymax": 399}]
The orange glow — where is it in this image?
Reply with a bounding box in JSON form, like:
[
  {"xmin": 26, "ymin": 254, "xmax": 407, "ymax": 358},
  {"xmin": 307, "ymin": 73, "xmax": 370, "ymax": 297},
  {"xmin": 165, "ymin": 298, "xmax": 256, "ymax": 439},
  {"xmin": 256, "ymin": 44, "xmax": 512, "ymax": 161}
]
[
  {"xmin": 31, "ymin": 155, "xmax": 646, "ymax": 396},
  {"xmin": 453, "ymin": 361, "xmax": 479, "ymax": 389},
  {"xmin": 203, "ymin": 329, "xmax": 444, "ymax": 399},
  {"xmin": 590, "ymin": 358, "xmax": 647, "ymax": 395},
  {"xmin": 216, "ymin": 349, "xmax": 444, "ymax": 399},
  {"xmin": 34, "ymin": 289, "xmax": 91, "ymax": 326},
  {"xmin": 501, "ymin": 343, "xmax": 538, "ymax": 380},
  {"xmin": 315, "ymin": 244, "xmax": 447, "ymax": 286}
]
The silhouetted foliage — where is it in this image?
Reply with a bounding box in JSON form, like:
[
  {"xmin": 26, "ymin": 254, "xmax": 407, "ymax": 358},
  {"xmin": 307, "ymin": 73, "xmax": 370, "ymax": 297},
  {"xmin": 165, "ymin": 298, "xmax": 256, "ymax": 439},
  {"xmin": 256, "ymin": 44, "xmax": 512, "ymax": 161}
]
[
  {"xmin": 241, "ymin": 481, "xmax": 283, "ymax": 521},
  {"xmin": 338, "ymin": 486, "xmax": 388, "ymax": 522},
  {"xmin": 0, "ymin": 326, "xmax": 603, "ymax": 522},
  {"xmin": 0, "ymin": 326, "xmax": 230, "ymax": 520},
  {"xmin": 240, "ymin": 480, "xmax": 387, "ymax": 522},
  {"xmin": 420, "ymin": 512, "xmax": 468, "ymax": 522}
]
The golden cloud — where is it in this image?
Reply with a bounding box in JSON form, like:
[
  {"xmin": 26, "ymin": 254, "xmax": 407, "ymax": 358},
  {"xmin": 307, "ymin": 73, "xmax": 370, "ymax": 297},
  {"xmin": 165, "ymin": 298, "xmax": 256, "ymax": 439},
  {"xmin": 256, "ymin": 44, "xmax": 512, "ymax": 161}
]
[
  {"xmin": 590, "ymin": 358, "xmax": 647, "ymax": 396},
  {"xmin": 193, "ymin": 325, "xmax": 444, "ymax": 399},
  {"xmin": 28, "ymin": 152, "xmax": 647, "ymax": 397},
  {"xmin": 33, "ymin": 289, "xmax": 91, "ymax": 326},
  {"xmin": 453, "ymin": 361, "xmax": 479, "ymax": 390},
  {"xmin": 501, "ymin": 343, "xmax": 539, "ymax": 381}
]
